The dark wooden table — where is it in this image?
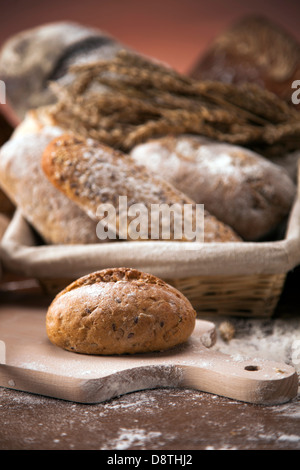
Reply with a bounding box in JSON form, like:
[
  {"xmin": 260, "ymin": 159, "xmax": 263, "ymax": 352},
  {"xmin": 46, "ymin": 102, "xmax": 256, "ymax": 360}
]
[{"xmin": 0, "ymin": 381, "xmax": 299, "ymax": 450}]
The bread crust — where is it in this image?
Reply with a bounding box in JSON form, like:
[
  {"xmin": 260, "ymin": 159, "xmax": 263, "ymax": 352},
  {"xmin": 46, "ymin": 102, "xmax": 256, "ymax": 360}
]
[
  {"xmin": 130, "ymin": 135, "xmax": 296, "ymax": 240},
  {"xmin": 0, "ymin": 128, "xmax": 102, "ymax": 244},
  {"xmin": 42, "ymin": 133, "xmax": 241, "ymax": 243},
  {"xmin": 0, "ymin": 22, "xmax": 123, "ymax": 119},
  {"xmin": 189, "ymin": 15, "xmax": 300, "ymax": 108},
  {"xmin": 46, "ymin": 267, "xmax": 197, "ymax": 355}
]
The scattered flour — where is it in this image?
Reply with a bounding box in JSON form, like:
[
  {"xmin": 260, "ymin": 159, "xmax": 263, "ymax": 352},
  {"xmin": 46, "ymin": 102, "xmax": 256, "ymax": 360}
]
[
  {"xmin": 278, "ymin": 434, "xmax": 300, "ymax": 443},
  {"xmin": 212, "ymin": 317, "xmax": 300, "ymax": 376},
  {"xmin": 100, "ymin": 428, "xmax": 162, "ymax": 450}
]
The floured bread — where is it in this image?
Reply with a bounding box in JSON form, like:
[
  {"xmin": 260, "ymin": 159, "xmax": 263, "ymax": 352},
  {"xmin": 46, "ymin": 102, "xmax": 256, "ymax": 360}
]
[
  {"xmin": 46, "ymin": 267, "xmax": 197, "ymax": 355},
  {"xmin": 130, "ymin": 135, "xmax": 296, "ymax": 240},
  {"xmin": 0, "ymin": 21, "xmax": 124, "ymax": 119},
  {"xmin": 41, "ymin": 133, "xmax": 242, "ymax": 243},
  {"xmin": 0, "ymin": 127, "xmax": 102, "ymax": 244}
]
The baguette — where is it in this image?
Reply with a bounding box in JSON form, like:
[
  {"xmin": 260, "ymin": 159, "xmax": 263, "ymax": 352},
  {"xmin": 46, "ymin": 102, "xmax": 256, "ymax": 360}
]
[
  {"xmin": 42, "ymin": 133, "xmax": 241, "ymax": 243},
  {"xmin": 130, "ymin": 135, "xmax": 296, "ymax": 240}
]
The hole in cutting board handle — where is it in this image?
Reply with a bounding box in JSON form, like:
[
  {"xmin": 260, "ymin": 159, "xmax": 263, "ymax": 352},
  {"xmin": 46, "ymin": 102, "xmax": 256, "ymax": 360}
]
[{"xmin": 244, "ymin": 365, "xmax": 260, "ymax": 371}]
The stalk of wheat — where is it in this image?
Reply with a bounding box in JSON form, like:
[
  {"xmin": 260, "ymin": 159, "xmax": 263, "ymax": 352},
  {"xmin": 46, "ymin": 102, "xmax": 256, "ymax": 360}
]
[{"xmin": 50, "ymin": 49, "xmax": 300, "ymax": 156}]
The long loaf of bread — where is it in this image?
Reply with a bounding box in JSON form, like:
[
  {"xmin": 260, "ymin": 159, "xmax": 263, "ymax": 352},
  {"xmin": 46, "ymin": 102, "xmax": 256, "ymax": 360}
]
[
  {"xmin": 130, "ymin": 135, "xmax": 296, "ymax": 240},
  {"xmin": 0, "ymin": 127, "xmax": 103, "ymax": 245},
  {"xmin": 42, "ymin": 133, "xmax": 241, "ymax": 243}
]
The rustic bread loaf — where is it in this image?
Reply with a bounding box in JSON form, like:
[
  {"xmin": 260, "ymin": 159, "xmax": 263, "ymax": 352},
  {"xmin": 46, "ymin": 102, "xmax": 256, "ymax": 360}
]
[
  {"xmin": 130, "ymin": 135, "xmax": 296, "ymax": 241},
  {"xmin": 189, "ymin": 15, "xmax": 300, "ymax": 109},
  {"xmin": 0, "ymin": 127, "xmax": 102, "ymax": 244},
  {"xmin": 46, "ymin": 267, "xmax": 197, "ymax": 355},
  {"xmin": 0, "ymin": 22, "xmax": 125, "ymax": 119},
  {"xmin": 42, "ymin": 133, "xmax": 242, "ymax": 243}
]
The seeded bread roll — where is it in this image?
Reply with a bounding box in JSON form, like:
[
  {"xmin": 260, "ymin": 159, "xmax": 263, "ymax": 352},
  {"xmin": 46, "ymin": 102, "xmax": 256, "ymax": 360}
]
[
  {"xmin": 130, "ymin": 135, "xmax": 296, "ymax": 241},
  {"xmin": 41, "ymin": 133, "xmax": 241, "ymax": 243},
  {"xmin": 0, "ymin": 127, "xmax": 102, "ymax": 244},
  {"xmin": 46, "ymin": 267, "xmax": 197, "ymax": 355}
]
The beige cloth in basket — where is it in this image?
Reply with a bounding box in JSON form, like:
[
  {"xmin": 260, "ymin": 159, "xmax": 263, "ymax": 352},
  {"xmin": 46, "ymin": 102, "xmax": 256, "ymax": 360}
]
[{"xmin": 0, "ymin": 188, "xmax": 299, "ymax": 282}]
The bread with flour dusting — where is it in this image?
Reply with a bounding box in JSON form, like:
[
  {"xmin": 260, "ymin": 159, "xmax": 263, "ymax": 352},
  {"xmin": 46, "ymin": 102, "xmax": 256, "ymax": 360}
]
[
  {"xmin": 0, "ymin": 126, "xmax": 102, "ymax": 244},
  {"xmin": 130, "ymin": 135, "xmax": 296, "ymax": 240},
  {"xmin": 0, "ymin": 22, "xmax": 124, "ymax": 119},
  {"xmin": 42, "ymin": 133, "xmax": 242, "ymax": 243}
]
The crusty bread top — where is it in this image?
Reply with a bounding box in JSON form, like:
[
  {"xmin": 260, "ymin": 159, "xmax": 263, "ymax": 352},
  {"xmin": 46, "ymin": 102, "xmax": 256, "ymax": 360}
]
[
  {"xmin": 42, "ymin": 133, "xmax": 194, "ymax": 207},
  {"xmin": 56, "ymin": 267, "xmax": 174, "ymax": 297},
  {"xmin": 42, "ymin": 133, "xmax": 241, "ymax": 242}
]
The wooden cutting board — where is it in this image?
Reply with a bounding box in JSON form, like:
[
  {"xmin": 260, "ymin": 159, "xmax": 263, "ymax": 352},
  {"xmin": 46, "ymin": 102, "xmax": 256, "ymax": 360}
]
[{"xmin": 0, "ymin": 304, "xmax": 298, "ymax": 405}]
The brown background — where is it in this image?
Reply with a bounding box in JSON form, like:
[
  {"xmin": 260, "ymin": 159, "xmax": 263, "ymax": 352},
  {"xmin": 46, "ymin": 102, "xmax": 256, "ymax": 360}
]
[{"xmin": 0, "ymin": 0, "xmax": 299, "ymax": 74}]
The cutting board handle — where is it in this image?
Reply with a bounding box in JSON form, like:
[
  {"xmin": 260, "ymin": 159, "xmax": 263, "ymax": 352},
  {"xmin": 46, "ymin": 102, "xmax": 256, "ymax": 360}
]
[{"xmin": 180, "ymin": 349, "xmax": 298, "ymax": 406}]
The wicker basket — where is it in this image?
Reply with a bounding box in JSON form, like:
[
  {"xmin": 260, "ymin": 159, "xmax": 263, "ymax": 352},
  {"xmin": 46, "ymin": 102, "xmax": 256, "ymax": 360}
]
[
  {"xmin": 35, "ymin": 272, "xmax": 287, "ymax": 318},
  {"xmin": 1, "ymin": 176, "xmax": 299, "ymax": 318}
]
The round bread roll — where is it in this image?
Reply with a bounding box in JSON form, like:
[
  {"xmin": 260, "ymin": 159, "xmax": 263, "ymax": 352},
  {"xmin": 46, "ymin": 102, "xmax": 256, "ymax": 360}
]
[{"xmin": 46, "ymin": 267, "xmax": 197, "ymax": 355}]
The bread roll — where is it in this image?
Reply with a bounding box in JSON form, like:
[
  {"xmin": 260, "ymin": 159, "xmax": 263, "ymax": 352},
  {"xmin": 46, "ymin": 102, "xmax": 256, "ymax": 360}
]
[
  {"xmin": 0, "ymin": 22, "xmax": 125, "ymax": 119},
  {"xmin": 46, "ymin": 267, "xmax": 197, "ymax": 355},
  {"xmin": 0, "ymin": 127, "xmax": 103, "ymax": 244},
  {"xmin": 42, "ymin": 133, "xmax": 241, "ymax": 243},
  {"xmin": 130, "ymin": 135, "xmax": 296, "ymax": 241},
  {"xmin": 189, "ymin": 15, "xmax": 300, "ymax": 109}
]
